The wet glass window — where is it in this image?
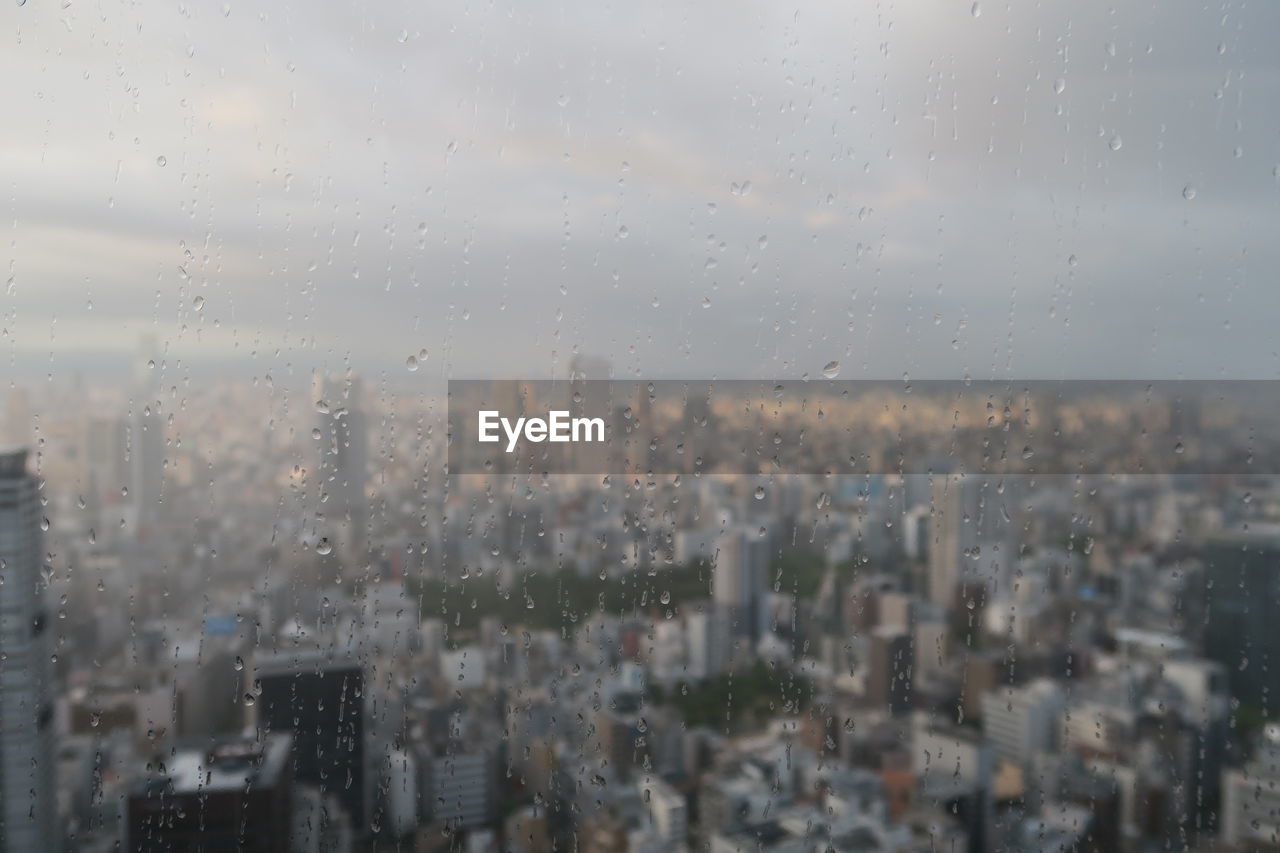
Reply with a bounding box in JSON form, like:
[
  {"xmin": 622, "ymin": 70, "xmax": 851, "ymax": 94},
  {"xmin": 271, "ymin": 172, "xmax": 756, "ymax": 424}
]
[{"xmin": 3, "ymin": 1, "xmax": 1278, "ymax": 851}]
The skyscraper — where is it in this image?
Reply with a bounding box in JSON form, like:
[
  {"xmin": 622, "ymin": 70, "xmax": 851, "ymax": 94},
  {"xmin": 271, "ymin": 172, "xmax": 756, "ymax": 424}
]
[
  {"xmin": 83, "ymin": 415, "xmax": 127, "ymax": 518},
  {"xmin": 712, "ymin": 526, "xmax": 772, "ymax": 644},
  {"xmin": 926, "ymin": 474, "xmax": 1012, "ymax": 608},
  {"xmin": 129, "ymin": 404, "xmax": 165, "ymax": 531},
  {"xmin": 313, "ymin": 374, "xmax": 369, "ymax": 537},
  {"xmin": 1203, "ymin": 532, "xmax": 1280, "ymax": 709},
  {"xmin": 254, "ymin": 647, "xmax": 369, "ymax": 832},
  {"xmin": 867, "ymin": 627, "xmax": 914, "ymax": 714},
  {"xmin": 0, "ymin": 449, "xmax": 56, "ymax": 852},
  {"xmin": 981, "ymin": 678, "xmax": 1065, "ymax": 768},
  {"xmin": 130, "ymin": 335, "xmax": 165, "ymax": 532}
]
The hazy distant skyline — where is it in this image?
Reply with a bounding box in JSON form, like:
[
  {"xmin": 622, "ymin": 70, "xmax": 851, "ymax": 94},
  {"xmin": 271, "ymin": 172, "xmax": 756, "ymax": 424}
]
[{"xmin": 4, "ymin": 0, "xmax": 1279, "ymax": 384}]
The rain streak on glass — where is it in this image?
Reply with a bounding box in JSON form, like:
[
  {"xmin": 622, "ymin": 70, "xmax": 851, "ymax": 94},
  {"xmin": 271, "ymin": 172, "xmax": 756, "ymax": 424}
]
[{"xmin": 0, "ymin": 0, "xmax": 1275, "ymax": 849}]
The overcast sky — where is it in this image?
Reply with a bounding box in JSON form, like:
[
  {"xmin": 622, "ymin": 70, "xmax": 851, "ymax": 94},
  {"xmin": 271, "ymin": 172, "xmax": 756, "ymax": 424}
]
[{"xmin": 3, "ymin": 0, "xmax": 1278, "ymax": 385}]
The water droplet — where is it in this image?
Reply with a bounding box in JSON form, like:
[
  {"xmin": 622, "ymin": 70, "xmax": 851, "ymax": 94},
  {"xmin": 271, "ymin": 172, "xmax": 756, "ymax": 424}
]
[
  {"xmin": 970, "ymin": 2, "xmax": 981, "ymax": 17},
  {"xmin": 701, "ymin": 297, "xmax": 712, "ymax": 308},
  {"xmin": 192, "ymin": 294, "xmax": 205, "ymax": 311},
  {"xmin": 316, "ymin": 538, "xmax": 333, "ymax": 555},
  {"xmin": 155, "ymin": 155, "xmax": 166, "ymax": 167},
  {"xmin": 1173, "ymin": 441, "xmax": 1185, "ymax": 454},
  {"xmin": 405, "ymin": 355, "xmax": 419, "ymax": 371},
  {"xmin": 1182, "ymin": 185, "xmax": 1197, "ymax": 200},
  {"xmin": 617, "ymin": 225, "xmax": 629, "ymax": 239},
  {"xmin": 1108, "ymin": 134, "xmax": 1123, "ymax": 152},
  {"xmin": 1053, "ymin": 78, "xmax": 1066, "ymax": 95},
  {"xmin": 822, "ymin": 360, "xmax": 841, "ymax": 379},
  {"xmin": 754, "ymin": 486, "xmax": 766, "ymax": 501}
]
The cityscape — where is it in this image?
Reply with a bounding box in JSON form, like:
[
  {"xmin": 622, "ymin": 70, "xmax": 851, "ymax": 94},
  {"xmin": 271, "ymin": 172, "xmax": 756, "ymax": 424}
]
[
  {"xmin": 1, "ymin": 354, "xmax": 1279, "ymax": 851},
  {"xmin": 3, "ymin": 0, "xmax": 1279, "ymax": 849}
]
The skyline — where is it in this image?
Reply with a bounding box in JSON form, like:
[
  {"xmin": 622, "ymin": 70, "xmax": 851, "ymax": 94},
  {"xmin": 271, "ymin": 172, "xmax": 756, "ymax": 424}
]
[{"xmin": 6, "ymin": 0, "xmax": 1280, "ymax": 850}]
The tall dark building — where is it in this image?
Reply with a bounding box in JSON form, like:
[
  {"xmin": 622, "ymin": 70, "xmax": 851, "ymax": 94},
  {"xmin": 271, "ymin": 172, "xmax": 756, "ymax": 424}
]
[
  {"xmin": 0, "ymin": 449, "xmax": 56, "ymax": 853},
  {"xmin": 254, "ymin": 648, "xmax": 368, "ymax": 831},
  {"xmin": 868, "ymin": 627, "xmax": 915, "ymax": 713},
  {"xmin": 1203, "ymin": 533, "xmax": 1280, "ymax": 710},
  {"xmin": 127, "ymin": 734, "xmax": 293, "ymax": 853}
]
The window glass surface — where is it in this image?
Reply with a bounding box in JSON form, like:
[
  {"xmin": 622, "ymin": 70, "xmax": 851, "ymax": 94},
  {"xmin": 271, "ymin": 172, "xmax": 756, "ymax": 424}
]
[{"xmin": 2, "ymin": 1, "xmax": 1279, "ymax": 851}]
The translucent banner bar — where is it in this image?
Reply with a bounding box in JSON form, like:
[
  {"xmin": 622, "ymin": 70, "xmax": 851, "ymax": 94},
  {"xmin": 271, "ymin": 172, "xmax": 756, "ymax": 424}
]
[{"xmin": 446, "ymin": 380, "xmax": 1280, "ymax": 476}]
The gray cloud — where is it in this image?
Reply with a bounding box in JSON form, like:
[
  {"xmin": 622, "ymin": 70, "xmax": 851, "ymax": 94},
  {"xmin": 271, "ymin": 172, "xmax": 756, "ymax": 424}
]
[{"xmin": 2, "ymin": 0, "xmax": 1277, "ymax": 385}]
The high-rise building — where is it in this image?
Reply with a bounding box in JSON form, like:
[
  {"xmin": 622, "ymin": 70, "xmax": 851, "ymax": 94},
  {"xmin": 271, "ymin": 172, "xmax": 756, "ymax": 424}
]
[
  {"xmin": 130, "ymin": 337, "xmax": 165, "ymax": 532},
  {"xmin": 423, "ymin": 746, "xmax": 497, "ymax": 831},
  {"xmin": 712, "ymin": 526, "xmax": 771, "ymax": 643},
  {"xmin": 684, "ymin": 606, "xmax": 728, "ymax": 681},
  {"xmin": 1221, "ymin": 726, "xmax": 1280, "ymax": 849},
  {"xmin": 642, "ymin": 777, "xmax": 687, "ymax": 848},
  {"xmin": 0, "ymin": 449, "xmax": 56, "ymax": 852},
  {"xmin": 981, "ymin": 678, "xmax": 1065, "ymax": 768},
  {"xmin": 1203, "ymin": 532, "xmax": 1280, "ymax": 709},
  {"xmin": 254, "ymin": 648, "xmax": 369, "ymax": 832},
  {"xmin": 384, "ymin": 749, "xmax": 418, "ymax": 838},
  {"xmin": 127, "ymin": 734, "xmax": 293, "ymax": 853},
  {"xmin": 926, "ymin": 475, "xmax": 1012, "ymax": 608},
  {"xmin": 927, "ymin": 475, "xmax": 966, "ymax": 608},
  {"xmin": 129, "ymin": 407, "xmax": 164, "ymax": 530},
  {"xmin": 313, "ymin": 374, "xmax": 369, "ymax": 536},
  {"xmin": 83, "ymin": 415, "xmax": 127, "ymax": 518},
  {"xmin": 912, "ymin": 714, "xmax": 994, "ymax": 853},
  {"xmin": 867, "ymin": 627, "xmax": 914, "ymax": 713}
]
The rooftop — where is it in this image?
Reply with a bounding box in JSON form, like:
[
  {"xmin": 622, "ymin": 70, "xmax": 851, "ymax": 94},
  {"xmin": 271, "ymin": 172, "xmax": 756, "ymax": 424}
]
[
  {"xmin": 0, "ymin": 448, "xmax": 28, "ymax": 479},
  {"xmin": 136, "ymin": 733, "xmax": 291, "ymax": 796}
]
